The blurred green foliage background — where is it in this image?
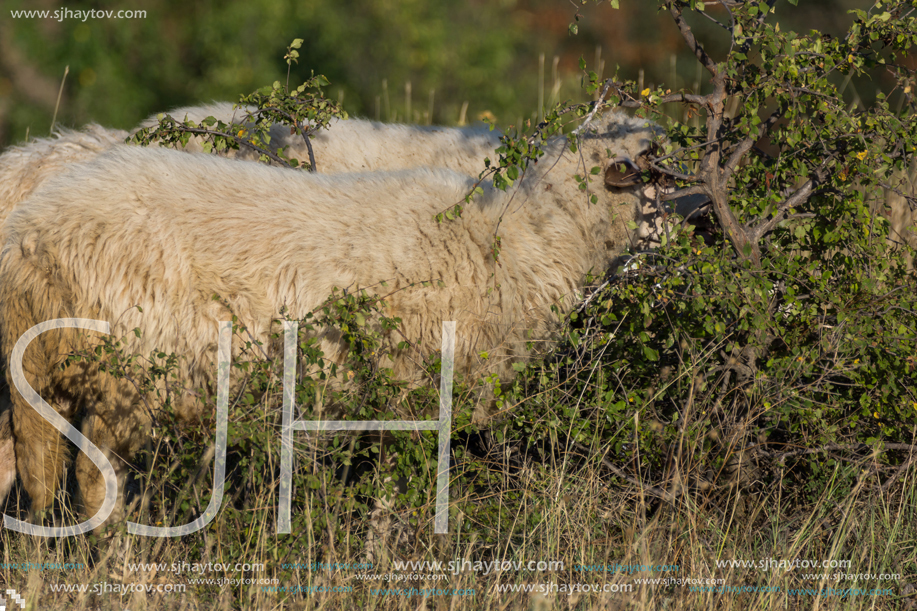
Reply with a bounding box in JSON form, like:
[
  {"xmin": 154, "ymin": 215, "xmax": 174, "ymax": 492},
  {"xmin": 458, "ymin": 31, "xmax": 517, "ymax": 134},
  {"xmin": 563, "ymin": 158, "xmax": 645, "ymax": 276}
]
[{"xmin": 0, "ymin": 0, "xmax": 881, "ymax": 150}]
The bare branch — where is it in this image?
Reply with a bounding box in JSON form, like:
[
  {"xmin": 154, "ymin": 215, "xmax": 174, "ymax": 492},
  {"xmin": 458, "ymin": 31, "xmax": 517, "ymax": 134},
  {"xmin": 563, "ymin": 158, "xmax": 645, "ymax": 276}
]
[
  {"xmin": 661, "ymin": 185, "xmax": 709, "ymax": 201},
  {"xmin": 789, "ymin": 86, "xmax": 840, "ymax": 100},
  {"xmin": 573, "ymin": 80, "xmax": 614, "ymax": 136},
  {"xmin": 175, "ymin": 125, "xmax": 294, "ymax": 168},
  {"xmin": 877, "ymin": 180, "xmax": 917, "ymax": 211},
  {"xmin": 751, "ymin": 178, "xmax": 817, "ymax": 240},
  {"xmin": 246, "ymin": 106, "xmax": 319, "ymax": 171},
  {"xmin": 668, "ymin": 0, "xmax": 718, "ymax": 76},
  {"xmin": 717, "ymin": 0, "xmax": 736, "ymax": 55},
  {"xmin": 701, "ymin": 72, "xmax": 728, "ymax": 175},
  {"xmin": 655, "ymin": 91, "xmax": 710, "ymax": 105},
  {"xmin": 779, "ymin": 212, "xmax": 817, "ymax": 223},
  {"xmin": 774, "ymin": 442, "xmax": 917, "ymax": 466},
  {"xmin": 692, "ymin": 69, "xmax": 760, "ymax": 263},
  {"xmin": 650, "ymin": 163, "xmax": 701, "ymax": 182},
  {"xmin": 300, "ymin": 129, "xmax": 318, "ymax": 172},
  {"xmin": 605, "ymin": 80, "xmax": 708, "ymax": 108},
  {"xmin": 653, "ymin": 134, "xmax": 731, "ymax": 166},
  {"xmin": 698, "ymin": 9, "xmax": 730, "ymax": 34},
  {"xmin": 750, "ymin": 151, "xmax": 839, "ymax": 240},
  {"xmin": 723, "ymin": 106, "xmax": 785, "ymax": 177},
  {"xmin": 882, "ymin": 450, "xmax": 917, "ymax": 492},
  {"xmin": 572, "ymin": 442, "xmax": 678, "ymax": 503}
]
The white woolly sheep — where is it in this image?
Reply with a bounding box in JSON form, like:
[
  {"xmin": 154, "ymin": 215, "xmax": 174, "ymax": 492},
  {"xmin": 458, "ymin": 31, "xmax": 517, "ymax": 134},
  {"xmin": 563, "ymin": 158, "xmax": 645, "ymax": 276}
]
[
  {"xmin": 139, "ymin": 102, "xmax": 702, "ymax": 252},
  {"xmin": 0, "ymin": 125, "xmax": 129, "ymax": 223},
  {"xmin": 0, "ymin": 112, "xmax": 664, "ymax": 526},
  {"xmin": 136, "ymin": 101, "xmax": 502, "ymax": 177},
  {"xmin": 0, "ymin": 111, "xmax": 535, "ymax": 522},
  {"xmin": 0, "ymin": 125, "xmax": 129, "ymax": 498}
]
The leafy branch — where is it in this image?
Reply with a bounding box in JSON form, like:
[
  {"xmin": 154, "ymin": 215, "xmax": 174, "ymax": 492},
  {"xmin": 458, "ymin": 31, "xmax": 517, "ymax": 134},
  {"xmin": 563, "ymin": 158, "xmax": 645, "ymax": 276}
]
[{"xmin": 131, "ymin": 39, "xmax": 347, "ymax": 172}]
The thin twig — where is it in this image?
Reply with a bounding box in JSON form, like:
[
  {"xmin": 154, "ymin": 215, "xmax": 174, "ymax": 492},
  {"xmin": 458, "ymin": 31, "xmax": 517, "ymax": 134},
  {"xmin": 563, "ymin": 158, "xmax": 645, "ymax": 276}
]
[
  {"xmin": 573, "ymin": 80, "xmax": 614, "ymax": 136},
  {"xmin": 572, "ymin": 441, "xmax": 678, "ymax": 503},
  {"xmin": 668, "ymin": 1, "xmax": 718, "ymax": 76},
  {"xmin": 723, "ymin": 107, "xmax": 785, "ymax": 178},
  {"xmin": 773, "ymin": 442, "xmax": 917, "ymax": 466},
  {"xmin": 155, "ymin": 123, "xmax": 294, "ymax": 168},
  {"xmin": 49, "ymin": 65, "xmax": 69, "ymax": 134}
]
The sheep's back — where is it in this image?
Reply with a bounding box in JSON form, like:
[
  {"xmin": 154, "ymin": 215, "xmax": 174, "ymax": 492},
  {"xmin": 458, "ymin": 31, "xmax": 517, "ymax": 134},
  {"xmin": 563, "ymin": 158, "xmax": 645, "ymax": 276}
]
[{"xmin": 1, "ymin": 145, "xmax": 528, "ymax": 392}]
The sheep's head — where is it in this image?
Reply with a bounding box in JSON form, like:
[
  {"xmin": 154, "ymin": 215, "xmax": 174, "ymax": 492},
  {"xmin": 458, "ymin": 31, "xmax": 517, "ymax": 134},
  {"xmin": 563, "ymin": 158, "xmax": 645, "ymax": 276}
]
[
  {"xmin": 575, "ymin": 112, "xmax": 709, "ymax": 251},
  {"xmin": 577, "ymin": 112, "xmax": 669, "ymax": 192}
]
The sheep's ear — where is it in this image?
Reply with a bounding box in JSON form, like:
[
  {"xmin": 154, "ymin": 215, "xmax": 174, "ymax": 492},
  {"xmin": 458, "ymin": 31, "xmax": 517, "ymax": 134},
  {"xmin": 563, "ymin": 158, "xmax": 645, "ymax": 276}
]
[
  {"xmin": 605, "ymin": 158, "xmax": 642, "ymax": 188},
  {"xmin": 635, "ymin": 146, "xmax": 676, "ymax": 189}
]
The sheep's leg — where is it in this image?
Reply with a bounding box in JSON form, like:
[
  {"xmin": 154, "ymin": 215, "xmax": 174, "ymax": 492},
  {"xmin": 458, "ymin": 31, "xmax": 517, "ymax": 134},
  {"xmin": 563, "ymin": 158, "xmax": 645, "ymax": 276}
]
[
  {"xmin": 75, "ymin": 413, "xmax": 127, "ymax": 526},
  {"xmin": 0, "ymin": 394, "xmax": 17, "ymax": 504},
  {"xmin": 12, "ymin": 392, "xmax": 73, "ymax": 513},
  {"xmin": 365, "ymin": 493, "xmax": 395, "ymax": 564},
  {"xmin": 75, "ymin": 384, "xmax": 150, "ymax": 528}
]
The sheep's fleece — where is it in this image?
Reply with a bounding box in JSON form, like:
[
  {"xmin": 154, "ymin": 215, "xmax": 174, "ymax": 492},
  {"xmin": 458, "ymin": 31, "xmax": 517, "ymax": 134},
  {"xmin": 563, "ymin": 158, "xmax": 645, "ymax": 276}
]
[
  {"xmin": 0, "ymin": 112, "xmax": 662, "ymax": 522},
  {"xmin": 0, "ymin": 125, "xmax": 131, "ymax": 495},
  {"xmin": 0, "ymin": 125, "xmax": 129, "ymax": 224},
  {"xmin": 137, "ymin": 101, "xmax": 501, "ymax": 176}
]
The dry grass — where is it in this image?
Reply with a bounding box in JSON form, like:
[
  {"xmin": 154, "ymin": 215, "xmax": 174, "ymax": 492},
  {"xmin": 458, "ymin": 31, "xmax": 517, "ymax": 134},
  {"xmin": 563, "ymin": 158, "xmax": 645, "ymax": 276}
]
[{"xmin": 1, "ymin": 422, "xmax": 914, "ymax": 610}]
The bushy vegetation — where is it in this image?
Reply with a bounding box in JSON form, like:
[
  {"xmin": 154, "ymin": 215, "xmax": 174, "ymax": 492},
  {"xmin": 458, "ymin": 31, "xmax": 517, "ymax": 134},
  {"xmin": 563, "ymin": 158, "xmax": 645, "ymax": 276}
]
[
  {"xmin": 2, "ymin": 1, "xmax": 917, "ymax": 610},
  {"xmin": 0, "ymin": 0, "xmax": 886, "ymax": 146}
]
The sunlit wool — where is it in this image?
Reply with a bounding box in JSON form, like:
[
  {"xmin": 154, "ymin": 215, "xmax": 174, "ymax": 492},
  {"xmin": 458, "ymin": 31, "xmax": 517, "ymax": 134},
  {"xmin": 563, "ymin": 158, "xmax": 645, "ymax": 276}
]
[
  {"xmin": 0, "ymin": 125, "xmax": 130, "ymax": 494},
  {"xmin": 0, "ymin": 125, "xmax": 129, "ymax": 223},
  {"xmin": 136, "ymin": 101, "xmax": 502, "ymax": 176},
  {"xmin": 0, "ymin": 112, "xmax": 662, "ymax": 523}
]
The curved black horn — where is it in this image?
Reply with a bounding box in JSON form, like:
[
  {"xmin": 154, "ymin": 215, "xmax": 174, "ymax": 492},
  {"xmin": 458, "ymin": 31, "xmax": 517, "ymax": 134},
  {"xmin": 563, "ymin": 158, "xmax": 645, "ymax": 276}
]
[{"xmin": 604, "ymin": 158, "xmax": 642, "ymax": 188}]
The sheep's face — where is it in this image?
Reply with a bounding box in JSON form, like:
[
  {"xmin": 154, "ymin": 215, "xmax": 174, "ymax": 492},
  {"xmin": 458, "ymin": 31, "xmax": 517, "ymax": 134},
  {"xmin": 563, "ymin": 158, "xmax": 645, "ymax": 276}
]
[
  {"xmin": 574, "ymin": 115, "xmax": 705, "ymax": 252},
  {"xmin": 604, "ymin": 155, "xmax": 652, "ymax": 189},
  {"xmin": 602, "ymin": 152, "xmax": 671, "ymax": 251},
  {"xmin": 583, "ymin": 120, "xmax": 711, "ymax": 250},
  {"xmin": 578, "ymin": 114, "xmax": 670, "ymax": 198},
  {"xmin": 603, "ymin": 147, "xmax": 673, "ymax": 197}
]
